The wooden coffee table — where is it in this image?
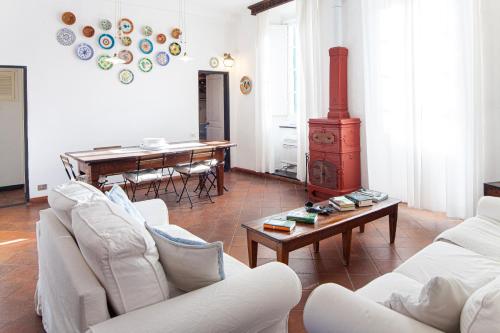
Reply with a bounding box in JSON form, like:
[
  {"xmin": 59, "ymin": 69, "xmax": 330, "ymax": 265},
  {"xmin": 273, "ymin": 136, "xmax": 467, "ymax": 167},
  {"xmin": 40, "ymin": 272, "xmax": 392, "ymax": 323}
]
[{"xmin": 241, "ymin": 198, "xmax": 400, "ymax": 268}]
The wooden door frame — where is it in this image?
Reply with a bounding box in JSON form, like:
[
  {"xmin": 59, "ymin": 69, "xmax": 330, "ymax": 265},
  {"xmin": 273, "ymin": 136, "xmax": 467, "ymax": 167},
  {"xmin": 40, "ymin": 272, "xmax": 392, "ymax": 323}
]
[
  {"xmin": 198, "ymin": 70, "xmax": 230, "ymax": 170},
  {"xmin": 0, "ymin": 65, "xmax": 29, "ymax": 203}
]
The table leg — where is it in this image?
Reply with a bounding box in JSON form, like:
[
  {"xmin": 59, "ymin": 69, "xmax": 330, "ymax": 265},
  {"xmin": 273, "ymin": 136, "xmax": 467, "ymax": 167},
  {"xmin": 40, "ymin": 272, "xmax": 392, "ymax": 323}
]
[
  {"xmin": 313, "ymin": 241, "xmax": 320, "ymax": 253},
  {"xmin": 247, "ymin": 233, "xmax": 258, "ymax": 268},
  {"xmin": 277, "ymin": 244, "xmax": 289, "ymax": 265},
  {"xmin": 359, "ymin": 225, "xmax": 365, "ymax": 233},
  {"xmin": 342, "ymin": 229, "xmax": 352, "ymax": 266},
  {"xmin": 389, "ymin": 206, "xmax": 398, "ymax": 244},
  {"xmin": 215, "ymin": 150, "xmax": 225, "ymax": 196}
]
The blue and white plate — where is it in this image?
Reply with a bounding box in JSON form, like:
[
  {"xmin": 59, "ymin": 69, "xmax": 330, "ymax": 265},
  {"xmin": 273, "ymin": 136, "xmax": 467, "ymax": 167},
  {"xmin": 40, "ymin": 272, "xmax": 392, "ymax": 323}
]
[
  {"xmin": 156, "ymin": 51, "xmax": 170, "ymax": 66},
  {"xmin": 98, "ymin": 34, "xmax": 115, "ymax": 49},
  {"xmin": 75, "ymin": 43, "xmax": 94, "ymax": 60},
  {"xmin": 56, "ymin": 28, "xmax": 76, "ymax": 46}
]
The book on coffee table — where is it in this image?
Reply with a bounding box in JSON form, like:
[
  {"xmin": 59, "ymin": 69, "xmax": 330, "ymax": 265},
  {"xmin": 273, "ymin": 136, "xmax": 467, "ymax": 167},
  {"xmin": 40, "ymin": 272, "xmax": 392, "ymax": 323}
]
[
  {"xmin": 345, "ymin": 193, "xmax": 373, "ymax": 207},
  {"xmin": 263, "ymin": 218, "xmax": 296, "ymax": 232},
  {"xmin": 329, "ymin": 196, "xmax": 356, "ymax": 211},
  {"xmin": 286, "ymin": 210, "xmax": 318, "ymax": 224}
]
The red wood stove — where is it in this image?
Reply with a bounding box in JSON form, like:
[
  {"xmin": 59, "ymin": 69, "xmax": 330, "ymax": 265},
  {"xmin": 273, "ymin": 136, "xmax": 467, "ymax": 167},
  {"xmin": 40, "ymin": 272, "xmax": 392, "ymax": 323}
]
[{"xmin": 308, "ymin": 47, "xmax": 361, "ymax": 200}]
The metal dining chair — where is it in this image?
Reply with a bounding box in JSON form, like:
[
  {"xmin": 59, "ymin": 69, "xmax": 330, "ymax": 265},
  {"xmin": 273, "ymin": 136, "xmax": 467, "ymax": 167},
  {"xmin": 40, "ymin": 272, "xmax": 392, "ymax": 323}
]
[
  {"xmin": 60, "ymin": 154, "xmax": 107, "ymax": 188},
  {"xmin": 144, "ymin": 153, "xmax": 179, "ymax": 198},
  {"xmin": 196, "ymin": 147, "xmax": 229, "ymax": 194},
  {"xmin": 123, "ymin": 155, "xmax": 162, "ymax": 202},
  {"xmin": 92, "ymin": 146, "xmax": 124, "ymax": 188},
  {"xmin": 174, "ymin": 149, "xmax": 215, "ymax": 208}
]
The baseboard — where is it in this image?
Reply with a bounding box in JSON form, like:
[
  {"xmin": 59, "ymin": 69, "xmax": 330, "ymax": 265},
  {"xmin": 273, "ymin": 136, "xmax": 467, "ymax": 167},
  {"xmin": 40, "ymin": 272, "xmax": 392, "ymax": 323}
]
[
  {"xmin": 231, "ymin": 167, "xmax": 305, "ymax": 186},
  {"xmin": 30, "ymin": 196, "xmax": 48, "ymax": 204},
  {"xmin": 0, "ymin": 184, "xmax": 24, "ymax": 192}
]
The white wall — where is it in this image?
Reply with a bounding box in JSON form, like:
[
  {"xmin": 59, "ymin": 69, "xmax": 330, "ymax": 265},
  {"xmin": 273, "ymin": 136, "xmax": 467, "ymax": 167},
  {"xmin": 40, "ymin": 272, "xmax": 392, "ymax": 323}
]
[
  {"xmin": 0, "ymin": 0, "xmax": 239, "ymax": 197},
  {"xmin": 0, "ymin": 68, "xmax": 25, "ymax": 187}
]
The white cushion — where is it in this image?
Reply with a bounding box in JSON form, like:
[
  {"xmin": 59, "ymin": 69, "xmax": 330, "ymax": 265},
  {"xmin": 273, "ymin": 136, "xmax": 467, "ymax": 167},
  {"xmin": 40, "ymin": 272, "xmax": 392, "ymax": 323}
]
[
  {"xmin": 382, "ymin": 276, "xmax": 469, "ymax": 333},
  {"xmin": 106, "ymin": 185, "xmax": 145, "ymax": 224},
  {"xmin": 357, "ymin": 272, "xmax": 423, "ymax": 303},
  {"xmin": 48, "ymin": 181, "xmax": 106, "ymax": 233},
  {"xmin": 72, "ymin": 198, "xmax": 168, "ymax": 315},
  {"xmin": 461, "ymin": 276, "xmax": 500, "ymax": 333},
  {"xmin": 395, "ymin": 241, "xmax": 500, "ymax": 291},
  {"xmin": 147, "ymin": 224, "xmax": 225, "ymax": 292}
]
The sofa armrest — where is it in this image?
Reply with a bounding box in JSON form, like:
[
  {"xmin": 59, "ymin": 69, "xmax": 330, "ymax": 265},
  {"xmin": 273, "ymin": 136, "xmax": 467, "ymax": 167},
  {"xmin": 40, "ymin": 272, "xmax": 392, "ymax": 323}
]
[
  {"xmin": 477, "ymin": 196, "xmax": 500, "ymax": 222},
  {"xmin": 88, "ymin": 262, "xmax": 301, "ymax": 333},
  {"xmin": 133, "ymin": 199, "xmax": 169, "ymax": 226},
  {"xmin": 304, "ymin": 284, "xmax": 442, "ymax": 333}
]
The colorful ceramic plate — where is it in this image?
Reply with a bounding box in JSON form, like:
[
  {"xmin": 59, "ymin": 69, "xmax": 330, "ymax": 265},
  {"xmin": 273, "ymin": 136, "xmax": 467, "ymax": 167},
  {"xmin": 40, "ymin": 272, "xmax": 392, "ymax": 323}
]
[
  {"xmin": 118, "ymin": 18, "xmax": 134, "ymax": 34},
  {"xmin": 121, "ymin": 36, "xmax": 132, "ymax": 46},
  {"xmin": 97, "ymin": 55, "xmax": 113, "ymax": 70},
  {"xmin": 169, "ymin": 42, "xmax": 181, "ymax": 56},
  {"xmin": 119, "ymin": 69, "xmax": 134, "ymax": 84},
  {"xmin": 156, "ymin": 33, "xmax": 166, "ymax": 44},
  {"xmin": 143, "ymin": 25, "xmax": 153, "ymax": 36},
  {"xmin": 62, "ymin": 11, "xmax": 76, "ymax": 25},
  {"xmin": 209, "ymin": 57, "xmax": 219, "ymax": 68},
  {"xmin": 118, "ymin": 50, "xmax": 134, "ymax": 64},
  {"xmin": 171, "ymin": 28, "xmax": 182, "ymax": 39},
  {"xmin": 240, "ymin": 76, "xmax": 252, "ymax": 95},
  {"xmin": 82, "ymin": 25, "xmax": 95, "ymax": 38},
  {"xmin": 139, "ymin": 38, "xmax": 153, "ymax": 54},
  {"xmin": 75, "ymin": 43, "xmax": 94, "ymax": 60},
  {"xmin": 156, "ymin": 51, "xmax": 170, "ymax": 66},
  {"xmin": 56, "ymin": 28, "xmax": 76, "ymax": 46},
  {"xmin": 138, "ymin": 57, "xmax": 153, "ymax": 72},
  {"xmin": 98, "ymin": 34, "xmax": 115, "ymax": 49},
  {"xmin": 100, "ymin": 19, "xmax": 112, "ymax": 31}
]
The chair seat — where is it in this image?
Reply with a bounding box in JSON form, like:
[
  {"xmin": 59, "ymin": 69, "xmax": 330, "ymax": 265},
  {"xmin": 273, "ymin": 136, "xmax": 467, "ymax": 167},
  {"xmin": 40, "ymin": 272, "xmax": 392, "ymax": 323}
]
[
  {"xmin": 174, "ymin": 163, "xmax": 211, "ymax": 175},
  {"xmin": 201, "ymin": 159, "xmax": 221, "ymax": 167},
  {"xmin": 77, "ymin": 175, "xmax": 108, "ymax": 185},
  {"xmin": 124, "ymin": 169, "xmax": 160, "ymax": 184}
]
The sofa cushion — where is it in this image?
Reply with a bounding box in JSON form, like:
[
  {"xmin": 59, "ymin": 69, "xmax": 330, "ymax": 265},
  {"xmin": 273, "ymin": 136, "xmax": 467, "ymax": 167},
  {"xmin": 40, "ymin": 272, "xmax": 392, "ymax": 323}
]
[
  {"xmin": 461, "ymin": 276, "xmax": 500, "ymax": 333},
  {"xmin": 395, "ymin": 241, "xmax": 500, "ymax": 291},
  {"xmin": 147, "ymin": 224, "xmax": 225, "ymax": 292},
  {"xmin": 356, "ymin": 272, "xmax": 423, "ymax": 303},
  {"xmin": 48, "ymin": 181, "xmax": 106, "ymax": 234},
  {"xmin": 106, "ymin": 185, "xmax": 145, "ymax": 225},
  {"xmin": 72, "ymin": 198, "xmax": 169, "ymax": 315},
  {"xmin": 436, "ymin": 216, "xmax": 500, "ymax": 262},
  {"xmin": 382, "ymin": 276, "xmax": 470, "ymax": 333}
]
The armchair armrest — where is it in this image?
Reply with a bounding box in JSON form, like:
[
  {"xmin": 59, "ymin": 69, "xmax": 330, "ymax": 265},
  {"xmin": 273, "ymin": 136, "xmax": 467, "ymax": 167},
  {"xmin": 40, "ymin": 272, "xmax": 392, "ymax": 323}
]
[
  {"xmin": 133, "ymin": 199, "xmax": 169, "ymax": 226},
  {"xmin": 304, "ymin": 283, "xmax": 442, "ymax": 333},
  {"xmin": 88, "ymin": 262, "xmax": 301, "ymax": 333},
  {"xmin": 477, "ymin": 196, "xmax": 500, "ymax": 222}
]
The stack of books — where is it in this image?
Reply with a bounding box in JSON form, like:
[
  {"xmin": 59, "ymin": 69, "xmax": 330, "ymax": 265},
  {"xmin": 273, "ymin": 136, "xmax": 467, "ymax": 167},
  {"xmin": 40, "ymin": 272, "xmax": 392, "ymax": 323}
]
[
  {"xmin": 356, "ymin": 188, "xmax": 389, "ymax": 202},
  {"xmin": 329, "ymin": 196, "xmax": 356, "ymax": 211},
  {"xmin": 263, "ymin": 218, "xmax": 296, "ymax": 232},
  {"xmin": 345, "ymin": 193, "xmax": 373, "ymax": 207},
  {"xmin": 286, "ymin": 210, "xmax": 318, "ymax": 224}
]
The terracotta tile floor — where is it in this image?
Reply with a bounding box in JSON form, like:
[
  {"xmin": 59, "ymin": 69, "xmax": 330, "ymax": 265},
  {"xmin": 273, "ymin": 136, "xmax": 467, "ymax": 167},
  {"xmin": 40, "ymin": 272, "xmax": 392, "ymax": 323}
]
[{"xmin": 0, "ymin": 171, "xmax": 462, "ymax": 333}]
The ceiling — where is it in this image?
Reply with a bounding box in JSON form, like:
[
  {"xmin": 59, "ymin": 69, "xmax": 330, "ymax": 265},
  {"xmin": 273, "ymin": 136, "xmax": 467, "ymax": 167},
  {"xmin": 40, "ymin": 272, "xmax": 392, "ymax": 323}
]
[{"xmin": 188, "ymin": 0, "xmax": 257, "ymax": 16}]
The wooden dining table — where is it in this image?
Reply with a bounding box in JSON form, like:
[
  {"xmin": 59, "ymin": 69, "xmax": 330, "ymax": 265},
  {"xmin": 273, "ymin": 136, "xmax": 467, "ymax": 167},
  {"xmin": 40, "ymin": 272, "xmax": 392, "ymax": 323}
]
[{"xmin": 65, "ymin": 140, "xmax": 236, "ymax": 196}]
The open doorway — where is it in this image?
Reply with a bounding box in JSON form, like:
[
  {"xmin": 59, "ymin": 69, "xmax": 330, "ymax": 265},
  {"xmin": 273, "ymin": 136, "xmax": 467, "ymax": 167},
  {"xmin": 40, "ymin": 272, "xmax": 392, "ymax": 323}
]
[
  {"xmin": 0, "ymin": 66, "xmax": 29, "ymax": 207},
  {"xmin": 198, "ymin": 70, "xmax": 230, "ymax": 170}
]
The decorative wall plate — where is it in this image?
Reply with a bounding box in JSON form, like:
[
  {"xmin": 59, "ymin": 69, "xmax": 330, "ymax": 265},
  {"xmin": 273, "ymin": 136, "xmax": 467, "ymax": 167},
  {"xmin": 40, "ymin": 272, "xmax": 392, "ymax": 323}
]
[
  {"xmin": 139, "ymin": 39, "xmax": 153, "ymax": 54},
  {"xmin": 118, "ymin": 50, "xmax": 134, "ymax": 64},
  {"xmin": 75, "ymin": 43, "xmax": 94, "ymax": 60},
  {"xmin": 98, "ymin": 34, "xmax": 115, "ymax": 49},
  {"xmin": 171, "ymin": 28, "xmax": 182, "ymax": 39},
  {"xmin": 82, "ymin": 25, "xmax": 95, "ymax": 38},
  {"xmin": 56, "ymin": 28, "xmax": 76, "ymax": 46},
  {"xmin": 118, "ymin": 18, "xmax": 134, "ymax": 34},
  {"xmin": 119, "ymin": 69, "xmax": 134, "ymax": 84},
  {"xmin": 240, "ymin": 76, "xmax": 252, "ymax": 95},
  {"xmin": 100, "ymin": 19, "xmax": 112, "ymax": 31},
  {"xmin": 97, "ymin": 55, "xmax": 113, "ymax": 70},
  {"xmin": 156, "ymin": 51, "xmax": 170, "ymax": 66},
  {"xmin": 142, "ymin": 25, "xmax": 153, "ymax": 36},
  {"xmin": 168, "ymin": 42, "xmax": 181, "ymax": 56},
  {"xmin": 121, "ymin": 36, "xmax": 132, "ymax": 46},
  {"xmin": 209, "ymin": 57, "xmax": 219, "ymax": 68},
  {"xmin": 138, "ymin": 58, "xmax": 153, "ymax": 72},
  {"xmin": 156, "ymin": 33, "xmax": 166, "ymax": 44},
  {"xmin": 62, "ymin": 12, "xmax": 76, "ymax": 25}
]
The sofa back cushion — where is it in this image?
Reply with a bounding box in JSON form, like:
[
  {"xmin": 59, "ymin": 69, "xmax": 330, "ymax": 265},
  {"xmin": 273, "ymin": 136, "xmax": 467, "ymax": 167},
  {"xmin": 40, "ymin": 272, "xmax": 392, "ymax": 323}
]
[
  {"xmin": 72, "ymin": 198, "xmax": 169, "ymax": 315},
  {"xmin": 461, "ymin": 276, "xmax": 500, "ymax": 333},
  {"xmin": 48, "ymin": 181, "xmax": 106, "ymax": 234}
]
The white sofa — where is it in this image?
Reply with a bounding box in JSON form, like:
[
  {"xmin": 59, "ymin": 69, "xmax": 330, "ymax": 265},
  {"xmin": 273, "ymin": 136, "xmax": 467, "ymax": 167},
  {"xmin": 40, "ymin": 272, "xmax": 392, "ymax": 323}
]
[
  {"xmin": 36, "ymin": 198, "xmax": 302, "ymax": 333},
  {"xmin": 304, "ymin": 196, "xmax": 500, "ymax": 333}
]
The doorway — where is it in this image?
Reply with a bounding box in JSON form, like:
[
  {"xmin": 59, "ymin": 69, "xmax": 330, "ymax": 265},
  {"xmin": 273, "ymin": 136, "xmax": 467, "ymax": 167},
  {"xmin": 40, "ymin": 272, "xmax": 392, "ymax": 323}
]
[
  {"xmin": 198, "ymin": 70, "xmax": 230, "ymax": 170},
  {"xmin": 0, "ymin": 66, "xmax": 29, "ymax": 207}
]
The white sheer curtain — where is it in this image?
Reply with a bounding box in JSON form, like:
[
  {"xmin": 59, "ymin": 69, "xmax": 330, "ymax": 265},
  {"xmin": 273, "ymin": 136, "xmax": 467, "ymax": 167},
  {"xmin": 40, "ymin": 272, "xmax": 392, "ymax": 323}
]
[
  {"xmin": 361, "ymin": 0, "xmax": 483, "ymax": 218},
  {"xmin": 295, "ymin": 0, "xmax": 322, "ymax": 181},
  {"xmin": 254, "ymin": 12, "xmax": 275, "ymax": 173}
]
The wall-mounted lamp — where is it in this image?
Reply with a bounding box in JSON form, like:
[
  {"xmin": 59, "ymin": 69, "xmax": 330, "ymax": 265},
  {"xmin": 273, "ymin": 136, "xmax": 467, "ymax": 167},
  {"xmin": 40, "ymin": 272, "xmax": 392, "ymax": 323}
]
[{"xmin": 223, "ymin": 53, "xmax": 235, "ymax": 67}]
